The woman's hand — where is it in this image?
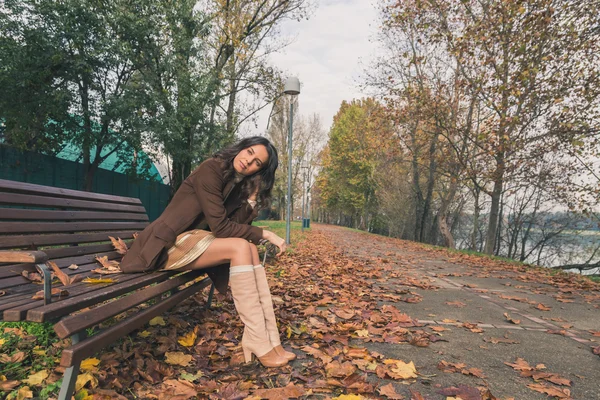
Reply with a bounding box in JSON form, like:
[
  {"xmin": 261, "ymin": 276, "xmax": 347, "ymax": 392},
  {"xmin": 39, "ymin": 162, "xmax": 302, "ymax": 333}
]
[{"xmin": 263, "ymin": 230, "xmax": 287, "ymax": 256}]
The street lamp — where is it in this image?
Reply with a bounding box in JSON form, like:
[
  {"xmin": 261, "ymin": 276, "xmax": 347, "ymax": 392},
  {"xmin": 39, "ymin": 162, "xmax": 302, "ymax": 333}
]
[{"xmin": 284, "ymin": 77, "xmax": 300, "ymax": 245}]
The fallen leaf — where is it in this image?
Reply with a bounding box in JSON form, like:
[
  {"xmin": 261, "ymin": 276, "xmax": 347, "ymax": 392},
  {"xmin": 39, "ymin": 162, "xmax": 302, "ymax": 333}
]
[
  {"xmin": 388, "ymin": 360, "xmax": 417, "ymax": 379},
  {"xmin": 75, "ymin": 372, "xmax": 98, "ymax": 392},
  {"xmin": 82, "ymin": 277, "xmax": 114, "ymax": 284},
  {"xmin": 150, "ymin": 316, "xmax": 166, "ymax": 326},
  {"xmin": 332, "ymin": 395, "xmax": 364, "ymax": 400},
  {"xmin": 252, "ymin": 383, "xmax": 306, "ymax": 399},
  {"xmin": 68, "ymin": 264, "xmax": 79, "ymax": 270},
  {"xmin": 32, "ymin": 288, "xmax": 69, "ymax": 300},
  {"xmin": 165, "ymin": 352, "xmax": 192, "ymax": 366},
  {"xmin": 535, "ymin": 303, "xmax": 551, "ymax": 311},
  {"xmin": 138, "ymin": 330, "xmax": 151, "ymax": 338},
  {"xmin": 16, "ymin": 386, "xmax": 33, "ymax": 400},
  {"xmin": 109, "ymin": 236, "xmax": 129, "ymax": 255},
  {"xmin": 503, "ymin": 313, "xmax": 521, "ymax": 325},
  {"xmin": 80, "ymin": 358, "xmax": 101, "ymax": 371},
  {"xmin": 178, "ymin": 331, "xmax": 197, "ymax": 347},
  {"xmin": 527, "ymin": 383, "xmax": 571, "ymax": 398},
  {"xmin": 377, "ymin": 382, "xmax": 404, "ymax": 399},
  {"xmin": 0, "ymin": 380, "xmax": 20, "ymax": 391},
  {"xmin": 23, "ymin": 370, "xmax": 48, "ymax": 386}
]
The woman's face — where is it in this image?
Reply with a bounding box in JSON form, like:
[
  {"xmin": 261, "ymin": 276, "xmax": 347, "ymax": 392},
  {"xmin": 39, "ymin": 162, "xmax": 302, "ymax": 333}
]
[{"xmin": 233, "ymin": 144, "xmax": 269, "ymax": 176}]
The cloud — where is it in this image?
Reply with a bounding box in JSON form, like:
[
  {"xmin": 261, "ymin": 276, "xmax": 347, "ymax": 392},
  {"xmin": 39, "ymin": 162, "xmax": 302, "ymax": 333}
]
[{"xmin": 241, "ymin": 0, "xmax": 380, "ymax": 135}]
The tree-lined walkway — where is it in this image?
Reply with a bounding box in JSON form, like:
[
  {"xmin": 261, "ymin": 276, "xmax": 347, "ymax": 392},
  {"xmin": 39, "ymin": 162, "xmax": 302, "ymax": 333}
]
[{"xmin": 317, "ymin": 224, "xmax": 600, "ymax": 399}]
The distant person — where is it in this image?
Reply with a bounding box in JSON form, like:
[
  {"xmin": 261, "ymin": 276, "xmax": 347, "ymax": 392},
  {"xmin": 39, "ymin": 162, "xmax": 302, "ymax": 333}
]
[{"xmin": 121, "ymin": 136, "xmax": 295, "ymax": 367}]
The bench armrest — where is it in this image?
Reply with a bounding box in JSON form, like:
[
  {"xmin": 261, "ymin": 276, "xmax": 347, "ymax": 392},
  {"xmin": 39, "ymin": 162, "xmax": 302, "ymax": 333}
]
[{"xmin": 0, "ymin": 250, "xmax": 49, "ymax": 264}]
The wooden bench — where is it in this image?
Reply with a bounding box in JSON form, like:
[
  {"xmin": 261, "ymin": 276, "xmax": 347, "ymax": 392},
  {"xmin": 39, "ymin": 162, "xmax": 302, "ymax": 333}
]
[{"xmin": 0, "ymin": 179, "xmax": 215, "ymax": 400}]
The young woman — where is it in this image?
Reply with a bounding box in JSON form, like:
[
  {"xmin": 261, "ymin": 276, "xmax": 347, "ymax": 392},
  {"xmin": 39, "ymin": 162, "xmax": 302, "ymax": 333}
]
[{"xmin": 121, "ymin": 136, "xmax": 294, "ymax": 367}]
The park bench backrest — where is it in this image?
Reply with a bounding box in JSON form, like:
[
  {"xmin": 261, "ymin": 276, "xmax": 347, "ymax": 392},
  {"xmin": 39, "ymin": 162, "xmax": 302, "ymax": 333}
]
[{"xmin": 0, "ymin": 179, "xmax": 150, "ymax": 310}]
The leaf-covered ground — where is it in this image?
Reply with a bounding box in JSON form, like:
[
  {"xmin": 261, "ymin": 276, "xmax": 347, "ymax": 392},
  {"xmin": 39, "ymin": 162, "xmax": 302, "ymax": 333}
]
[{"xmin": 3, "ymin": 224, "xmax": 600, "ymax": 399}]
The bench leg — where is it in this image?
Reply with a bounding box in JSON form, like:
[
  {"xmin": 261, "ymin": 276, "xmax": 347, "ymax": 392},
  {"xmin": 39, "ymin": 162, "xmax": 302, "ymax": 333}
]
[
  {"xmin": 206, "ymin": 283, "xmax": 215, "ymax": 309},
  {"xmin": 58, "ymin": 332, "xmax": 85, "ymax": 400},
  {"xmin": 36, "ymin": 263, "xmax": 52, "ymax": 305}
]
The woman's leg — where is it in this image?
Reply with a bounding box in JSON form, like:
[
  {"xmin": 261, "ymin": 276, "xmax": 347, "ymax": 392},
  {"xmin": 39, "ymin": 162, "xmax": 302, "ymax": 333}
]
[
  {"xmin": 250, "ymin": 243, "xmax": 296, "ymax": 361},
  {"xmin": 183, "ymin": 238, "xmax": 287, "ymax": 367},
  {"xmin": 182, "ymin": 238, "xmax": 253, "ymax": 270}
]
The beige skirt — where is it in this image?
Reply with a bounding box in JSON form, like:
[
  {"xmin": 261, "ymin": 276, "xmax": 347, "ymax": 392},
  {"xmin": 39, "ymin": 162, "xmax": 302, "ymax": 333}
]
[{"xmin": 159, "ymin": 229, "xmax": 215, "ymax": 270}]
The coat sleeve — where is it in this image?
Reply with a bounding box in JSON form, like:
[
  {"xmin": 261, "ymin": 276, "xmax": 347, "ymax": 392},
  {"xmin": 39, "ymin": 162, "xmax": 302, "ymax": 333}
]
[
  {"xmin": 229, "ymin": 201, "xmax": 260, "ymax": 225},
  {"xmin": 191, "ymin": 159, "xmax": 263, "ymax": 243}
]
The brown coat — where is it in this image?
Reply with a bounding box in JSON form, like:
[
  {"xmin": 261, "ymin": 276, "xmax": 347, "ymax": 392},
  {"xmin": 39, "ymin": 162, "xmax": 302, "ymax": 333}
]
[{"xmin": 120, "ymin": 157, "xmax": 263, "ymax": 293}]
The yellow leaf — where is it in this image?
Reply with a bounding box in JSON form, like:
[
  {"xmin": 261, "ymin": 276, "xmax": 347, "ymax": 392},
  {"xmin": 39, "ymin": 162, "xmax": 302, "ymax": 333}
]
[
  {"xmin": 389, "ymin": 360, "xmax": 418, "ymax": 379},
  {"xmin": 23, "ymin": 370, "xmax": 48, "ymax": 386},
  {"xmin": 165, "ymin": 352, "xmax": 192, "ymax": 367},
  {"xmin": 149, "ymin": 316, "xmax": 166, "ymax": 326},
  {"xmin": 75, "ymin": 372, "xmax": 98, "ymax": 392},
  {"xmin": 16, "ymin": 386, "xmax": 33, "ymax": 400},
  {"xmin": 286, "ymin": 325, "xmax": 292, "ymax": 339},
  {"xmin": 355, "ymin": 329, "xmax": 369, "ymax": 337},
  {"xmin": 332, "ymin": 395, "xmax": 364, "ymax": 400},
  {"xmin": 178, "ymin": 331, "xmax": 197, "ymax": 347},
  {"xmin": 0, "ymin": 338, "xmax": 5, "ymax": 347},
  {"xmin": 80, "ymin": 358, "xmax": 101, "ymax": 371},
  {"xmin": 366, "ymin": 361, "xmax": 378, "ymax": 371},
  {"xmin": 137, "ymin": 330, "xmax": 151, "ymax": 338},
  {"xmin": 32, "ymin": 346, "xmax": 45, "ymax": 356},
  {"xmin": 74, "ymin": 389, "xmax": 91, "ymax": 400},
  {"xmin": 82, "ymin": 277, "xmax": 114, "ymax": 284}
]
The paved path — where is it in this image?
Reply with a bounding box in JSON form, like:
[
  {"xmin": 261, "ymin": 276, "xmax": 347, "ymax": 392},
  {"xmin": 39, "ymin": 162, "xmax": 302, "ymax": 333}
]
[{"xmin": 316, "ymin": 224, "xmax": 600, "ymax": 399}]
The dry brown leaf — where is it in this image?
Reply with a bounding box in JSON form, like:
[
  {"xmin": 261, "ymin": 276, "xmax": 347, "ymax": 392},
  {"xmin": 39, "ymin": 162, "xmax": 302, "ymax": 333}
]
[
  {"xmin": 48, "ymin": 261, "xmax": 80, "ymax": 286},
  {"xmin": 388, "ymin": 360, "xmax": 417, "ymax": 380},
  {"xmin": 165, "ymin": 352, "xmax": 192, "ymax": 367},
  {"xmin": 503, "ymin": 312, "xmax": 521, "ymax": 325},
  {"xmin": 535, "ymin": 303, "xmax": 551, "ymax": 311},
  {"xmin": 252, "ymin": 383, "xmax": 306, "ymax": 399},
  {"xmin": 109, "ymin": 236, "xmax": 129, "ymax": 255},
  {"xmin": 0, "ymin": 380, "xmax": 20, "ymax": 391},
  {"xmin": 32, "ymin": 288, "xmax": 69, "ymax": 300},
  {"xmin": 527, "ymin": 383, "xmax": 571, "ymax": 398},
  {"xmin": 377, "ymin": 383, "xmax": 404, "ymax": 399},
  {"xmin": 504, "ymin": 358, "xmax": 533, "ymax": 371}
]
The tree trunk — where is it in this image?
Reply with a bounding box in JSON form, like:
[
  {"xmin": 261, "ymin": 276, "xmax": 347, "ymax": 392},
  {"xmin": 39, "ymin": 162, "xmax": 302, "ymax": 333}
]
[
  {"xmin": 484, "ymin": 157, "xmax": 505, "ymax": 254},
  {"xmin": 438, "ymin": 177, "xmax": 458, "ymax": 248},
  {"xmin": 471, "ymin": 186, "xmax": 480, "ymax": 251}
]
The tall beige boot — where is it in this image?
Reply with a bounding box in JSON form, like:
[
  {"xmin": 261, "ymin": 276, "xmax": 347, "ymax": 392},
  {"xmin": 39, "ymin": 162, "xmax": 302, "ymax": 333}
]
[
  {"xmin": 253, "ymin": 264, "xmax": 296, "ymax": 361},
  {"xmin": 229, "ymin": 265, "xmax": 288, "ymax": 367}
]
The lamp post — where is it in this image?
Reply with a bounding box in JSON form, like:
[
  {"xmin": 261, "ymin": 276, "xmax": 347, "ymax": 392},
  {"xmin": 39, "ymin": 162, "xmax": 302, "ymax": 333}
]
[{"xmin": 284, "ymin": 77, "xmax": 300, "ymax": 245}]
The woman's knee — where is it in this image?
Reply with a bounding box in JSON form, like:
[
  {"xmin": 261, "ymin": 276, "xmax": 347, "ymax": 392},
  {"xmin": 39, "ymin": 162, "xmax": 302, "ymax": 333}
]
[{"xmin": 226, "ymin": 238, "xmax": 252, "ymax": 258}]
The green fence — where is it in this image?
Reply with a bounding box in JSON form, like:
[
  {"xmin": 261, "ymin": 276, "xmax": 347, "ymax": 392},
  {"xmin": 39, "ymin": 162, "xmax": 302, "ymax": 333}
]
[{"xmin": 0, "ymin": 145, "xmax": 170, "ymax": 221}]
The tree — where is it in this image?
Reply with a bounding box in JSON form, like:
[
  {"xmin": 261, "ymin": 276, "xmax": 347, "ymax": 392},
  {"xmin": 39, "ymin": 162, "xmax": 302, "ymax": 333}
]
[
  {"xmin": 0, "ymin": 0, "xmax": 148, "ymax": 190},
  {"xmin": 316, "ymin": 99, "xmax": 396, "ymax": 230}
]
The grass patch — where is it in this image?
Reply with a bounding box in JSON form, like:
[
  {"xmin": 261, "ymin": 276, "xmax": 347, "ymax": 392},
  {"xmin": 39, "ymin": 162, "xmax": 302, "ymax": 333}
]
[{"xmin": 0, "ymin": 321, "xmax": 63, "ymax": 399}]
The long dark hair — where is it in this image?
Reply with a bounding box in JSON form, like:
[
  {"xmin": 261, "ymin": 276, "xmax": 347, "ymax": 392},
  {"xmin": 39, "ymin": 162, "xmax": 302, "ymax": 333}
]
[{"xmin": 213, "ymin": 136, "xmax": 278, "ymax": 208}]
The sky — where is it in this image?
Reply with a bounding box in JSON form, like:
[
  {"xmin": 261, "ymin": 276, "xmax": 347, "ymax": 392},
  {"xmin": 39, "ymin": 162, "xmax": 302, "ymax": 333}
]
[{"xmin": 241, "ymin": 0, "xmax": 380, "ymax": 137}]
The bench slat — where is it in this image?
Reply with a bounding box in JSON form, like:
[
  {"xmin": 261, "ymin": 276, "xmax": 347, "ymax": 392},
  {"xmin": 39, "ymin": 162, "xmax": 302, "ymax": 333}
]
[
  {"xmin": 0, "ymin": 230, "xmax": 139, "ymax": 249},
  {"xmin": 52, "ymin": 271, "xmax": 205, "ymax": 336},
  {"xmin": 0, "ymin": 209, "xmax": 149, "ymax": 222},
  {"xmin": 59, "ymin": 277, "xmax": 211, "ymax": 368},
  {"xmin": 0, "ymin": 192, "xmax": 147, "ymax": 213},
  {"xmin": 0, "ymin": 250, "xmax": 48, "ymax": 263},
  {"xmin": 2, "ymin": 273, "xmax": 139, "ymax": 321},
  {"xmin": 0, "ymin": 221, "xmax": 147, "ymax": 234},
  {"xmin": 0, "ymin": 251, "xmax": 122, "ymax": 289},
  {"xmin": 0, "ymin": 179, "xmax": 143, "ymax": 205}
]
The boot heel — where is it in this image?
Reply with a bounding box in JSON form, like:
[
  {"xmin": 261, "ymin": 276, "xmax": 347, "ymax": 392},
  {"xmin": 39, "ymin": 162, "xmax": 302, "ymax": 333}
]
[{"xmin": 242, "ymin": 347, "xmax": 254, "ymax": 363}]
